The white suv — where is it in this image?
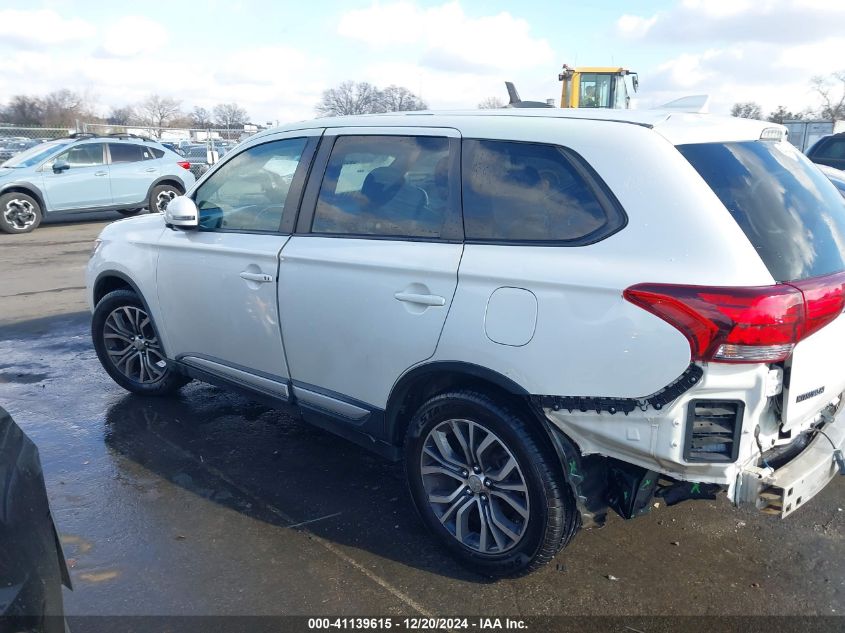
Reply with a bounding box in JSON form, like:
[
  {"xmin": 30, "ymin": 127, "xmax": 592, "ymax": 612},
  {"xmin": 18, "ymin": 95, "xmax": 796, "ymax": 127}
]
[{"xmin": 86, "ymin": 109, "xmax": 845, "ymax": 576}]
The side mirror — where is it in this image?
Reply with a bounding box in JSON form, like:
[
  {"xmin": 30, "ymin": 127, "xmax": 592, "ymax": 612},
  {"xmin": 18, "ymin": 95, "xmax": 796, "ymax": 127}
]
[
  {"xmin": 52, "ymin": 160, "xmax": 70, "ymax": 173},
  {"xmin": 164, "ymin": 196, "xmax": 199, "ymax": 230}
]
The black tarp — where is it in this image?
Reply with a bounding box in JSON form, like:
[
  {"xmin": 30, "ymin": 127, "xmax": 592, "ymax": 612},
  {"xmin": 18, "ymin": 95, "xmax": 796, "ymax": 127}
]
[{"xmin": 0, "ymin": 405, "xmax": 70, "ymax": 633}]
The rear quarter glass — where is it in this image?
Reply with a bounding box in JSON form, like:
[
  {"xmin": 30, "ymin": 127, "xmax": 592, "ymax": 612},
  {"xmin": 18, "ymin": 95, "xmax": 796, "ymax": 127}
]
[{"xmin": 677, "ymin": 140, "xmax": 845, "ymax": 282}]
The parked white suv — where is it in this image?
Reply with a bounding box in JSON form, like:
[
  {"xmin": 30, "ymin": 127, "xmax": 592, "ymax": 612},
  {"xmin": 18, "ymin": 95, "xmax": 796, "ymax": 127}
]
[{"xmin": 86, "ymin": 109, "xmax": 845, "ymax": 576}]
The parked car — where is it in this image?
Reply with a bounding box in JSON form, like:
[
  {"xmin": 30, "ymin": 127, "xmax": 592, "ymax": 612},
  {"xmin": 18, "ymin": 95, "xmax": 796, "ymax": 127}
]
[
  {"xmin": 0, "ymin": 138, "xmax": 41, "ymax": 163},
  {"xmin": 86, "ymin": 110, "xmax": 845, "ymax": 576},
  {"xmin": 182, "ymin": 144, "xmax": 227, "ymax": 179},
  {"xmin": 806, "ymin": 132, "xmax": 845, "ymax": 170},
  {"xmin": 0, "ymin": 133, "xmax": 195, "ymax": 234},
  {"xmin": 160, "ymin": 142, "xmax": 186, "ymax": 157},
  {"xmin": 818, "ymin": 163, "xmax": 845, "ymax": 198},
  {"xmin": 0, "ymin": 405, "xmax": 71, "ymax": 632}
]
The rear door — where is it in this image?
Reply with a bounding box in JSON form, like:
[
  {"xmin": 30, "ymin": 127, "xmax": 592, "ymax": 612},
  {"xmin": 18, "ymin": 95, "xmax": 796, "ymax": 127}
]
[
  {"xmin": 107, "ymin": 143, "xmax": 158, "ymax": 206},
  {"xmin": 155, "ymin": 130, "xmax": 320, "ymax": 398},
  {"xmin": 41, "ymin": 143, "xmax": 111, "ymax": 210},
  {"xmin": 278, "ymin": 128, "xmax": 463, "ymax": 414}
]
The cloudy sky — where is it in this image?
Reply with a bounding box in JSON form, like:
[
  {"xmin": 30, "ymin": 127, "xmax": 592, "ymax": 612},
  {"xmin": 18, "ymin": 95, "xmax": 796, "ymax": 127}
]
[{"xmin": 0, "ymin": 0, "xmax": 843, "ymax": 124}]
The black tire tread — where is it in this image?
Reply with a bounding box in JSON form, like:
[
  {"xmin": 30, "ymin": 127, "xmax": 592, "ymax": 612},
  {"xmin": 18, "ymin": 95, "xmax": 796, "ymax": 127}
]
[
  {"xmin": 92, "ymin": 289, "xmax": 189, "ymax": 396},
  {"xmin": 405, "ymin": 389, "xmax": 578, "ymax": 577}
]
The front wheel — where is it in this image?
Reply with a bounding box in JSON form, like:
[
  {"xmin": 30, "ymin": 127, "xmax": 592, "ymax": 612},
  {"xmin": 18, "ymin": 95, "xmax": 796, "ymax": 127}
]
[
  {"xmin": 92, "ymin": 289, "xmax": 189, "ymax": 395},
  {"xmin": 0, "ymin": 192, "xmax": 42, "ymax": 234},
  {"xmin": 405, "ymin": 390, "xmax": 578, "ymax": 577},
  {"xmin": 148, "ymin": 184, "xmax": 181, "ymax": 214}
]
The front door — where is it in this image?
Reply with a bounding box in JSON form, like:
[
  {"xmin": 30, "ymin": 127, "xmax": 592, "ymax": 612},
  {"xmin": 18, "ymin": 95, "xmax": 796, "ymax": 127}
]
[
  {"xmin": 41, "ymin": 142, "xmax": 111, "ymax": 211},
  {"xmin": 278, "ymin": 128, "xmax": 464, "ymax": 413},
  {"xmin": 155, "ymin": 131, "xmax": 320, "ymax": 398}
]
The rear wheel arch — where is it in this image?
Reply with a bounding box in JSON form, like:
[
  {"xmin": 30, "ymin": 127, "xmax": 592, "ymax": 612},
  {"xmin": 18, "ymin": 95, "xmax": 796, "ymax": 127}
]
[{"xmin": 386, "ymin": 362, "xmax": 540, "ymax": 446}]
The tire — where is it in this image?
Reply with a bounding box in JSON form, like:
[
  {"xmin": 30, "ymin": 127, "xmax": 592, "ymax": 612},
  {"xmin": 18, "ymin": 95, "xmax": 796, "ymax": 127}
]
[
  {"xmin": 405, "ymin": 390, "xmax": 577, "ymax": 577},
  {"xmin": 0, "ymin": 192, "xmax": 42, "ymax": 234},
  {"xmin": 91, "ymin": 289, "xmax": 189, "ymax": 395},
  {"xmin": 148, "ymin": 184, "xmax": 181, "ymax": 214},
  {"xmin": 118, "ymin": 208, "xmax": 142, "ymax": 217}
]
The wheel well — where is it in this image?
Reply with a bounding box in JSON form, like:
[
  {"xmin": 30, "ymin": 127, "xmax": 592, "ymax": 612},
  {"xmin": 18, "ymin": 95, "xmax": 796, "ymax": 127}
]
[
  {"xmin": 93, "ymin": 275, "xmax": 133, "ymax": 306},
  {"xmin": 155, "ymin": 179, "xmax": 185, "ymax": 194},
  {"xmin": 386, "ymin": 366, "xmax": 540, "ymax": 446},
  {"xmin": 0, "ymin": 186, "xmax": 45, "ymax": 211}
]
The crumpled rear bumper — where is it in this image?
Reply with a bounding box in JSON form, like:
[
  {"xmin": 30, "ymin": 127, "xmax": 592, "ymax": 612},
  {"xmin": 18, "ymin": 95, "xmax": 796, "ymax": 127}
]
[{"xmin": 736, "ymin": 405, "xmax": 845, "ymax": 518}]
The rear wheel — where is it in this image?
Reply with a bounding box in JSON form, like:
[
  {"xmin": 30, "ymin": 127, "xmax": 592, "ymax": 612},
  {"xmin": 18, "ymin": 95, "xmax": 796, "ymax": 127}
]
[
  {"xmin": 149, "ymin": 184, "xmax": 181, "ymax": 214},
  {"xmin": 92, "ymin": 289, "xmax": 189, "ymax": 395},
  {"xmin": 0, "ymin": 192, "xmax": 42, "ymax": 234},
  {"xmin": 405, "ymin": 390, "xmax": 577, "ymax": 577}
]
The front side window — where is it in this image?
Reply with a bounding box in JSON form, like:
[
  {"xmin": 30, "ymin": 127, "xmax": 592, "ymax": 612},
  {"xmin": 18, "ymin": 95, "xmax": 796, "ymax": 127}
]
[
  {"xmin": 194, "ymin": 137, "xmax": 307, "ymax": 232},
  {"xmin": 55, "ymin": 144, "xmax": 104, "ymax": 167},
  {"xmin": 312, "ymin": 135, "xmax": 451, "ymax": 239},
  {"xmin": 462, "ymin": 139, "xmax": 621, "ymax": 243},
  {"xmin": 109, "ymin": 144, "xmax": 148, "ymax": 163}
]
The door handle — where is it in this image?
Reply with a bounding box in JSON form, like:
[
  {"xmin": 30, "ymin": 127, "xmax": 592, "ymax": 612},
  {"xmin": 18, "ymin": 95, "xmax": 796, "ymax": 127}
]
[
  {"xmin": 144, "ymin": 167, "xmax": 157, "ymax": 173},
  {"xmin": 94, "ymin": 171, "xmax": 107, "ymax": 177},
  {"xmin": 240, "ymin": 271, "xmax": 274, "ymax": 283},
  {"xmin": 394, "ymin": 291, "xmax": 446, "ymax": 307}
]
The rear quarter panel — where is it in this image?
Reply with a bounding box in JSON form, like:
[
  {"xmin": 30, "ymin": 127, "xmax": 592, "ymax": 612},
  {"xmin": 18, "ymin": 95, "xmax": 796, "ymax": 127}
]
[{"xmin": 434, "ymin": 118, "xmax": 775, "ymax": 398}]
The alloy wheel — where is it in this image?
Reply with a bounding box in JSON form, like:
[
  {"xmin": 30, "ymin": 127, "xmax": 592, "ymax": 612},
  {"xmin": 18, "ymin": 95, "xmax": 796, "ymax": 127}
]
[
  {"xmin": 155, "ymin": 189, "xmax": 177, "ymax": 213},
  {"xmin": 103, "ymin": 306, "xmax": 167, "ymax": 384},
  {"xmin": 420, "ymin": 419, "xmax": 530, "ymax": 554},
  {"xmin": 4, "ymin": 198, "xmax": 37, "ymax": 230}
]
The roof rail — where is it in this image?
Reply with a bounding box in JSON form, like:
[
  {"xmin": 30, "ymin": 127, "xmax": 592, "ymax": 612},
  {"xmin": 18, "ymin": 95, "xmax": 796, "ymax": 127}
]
[
  {"xmin": 66, "ymin": 132, "xmax": 95, "ymax": 139},
  {"xmin": 107, "ymin": 132, "xmax": 152, "ymax": 141}
]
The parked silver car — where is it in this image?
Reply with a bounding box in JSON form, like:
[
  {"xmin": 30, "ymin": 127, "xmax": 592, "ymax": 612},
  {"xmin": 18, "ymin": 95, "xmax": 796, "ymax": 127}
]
[{"xmin": 0, "ymin": 133, "xmax": 195, "ymax": 234}]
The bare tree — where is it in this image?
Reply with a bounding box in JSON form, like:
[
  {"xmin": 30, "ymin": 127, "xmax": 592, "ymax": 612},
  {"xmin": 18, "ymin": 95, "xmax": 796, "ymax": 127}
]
[
  {"xmin": 730, "ymin": 102, "xmax": 763, "ymax": 119},
  {"xmin": 810, "ymin": 71, "xmax": 845, "ymax": 120},
  {"xmin": 107, "ymin": 106, "xmax": 135, "ymax": 126},
  {"xmin": 767, "ymin": 105, "xmax": 810, "ymax": 124},
  {"xmin": 40, "ymin": 89, "xmax": 91, "ymax": 127},
  {"xmin": 478, "ymin": 96, "xmax": 505, "ymax": 109},
  {"xmin": 380, "ymin": 85, "xmax": 427, "ymax": 112},
  {"xmin": 1, "ymin": 95, "xmax": 44, "ymax": 125},
  {"xmin": 316, "ymin": 81, "xmax": 383, "ymax": 116},
  {"xmin": 213, "ymin": 103, "xmax": 248, "ymax": 128},
  {"xmin": 190, "ymin": 106, "xmax": 213, "ymax": 128},
  {"xmin": 136, "ymin": 94, "xmax": 183, "ymax": 130}
]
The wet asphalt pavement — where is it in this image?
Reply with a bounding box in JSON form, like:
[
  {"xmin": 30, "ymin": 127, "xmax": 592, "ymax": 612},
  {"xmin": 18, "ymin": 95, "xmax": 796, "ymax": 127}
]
[{"xmin": 1, "ymin": 220, "xmax": 844, "ymax": 621}]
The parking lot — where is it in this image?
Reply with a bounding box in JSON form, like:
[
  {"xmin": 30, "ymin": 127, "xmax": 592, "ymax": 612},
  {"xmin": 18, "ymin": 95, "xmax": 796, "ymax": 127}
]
[{"xmin": 1, "ymin": 216, "xmax": 844, "ymax": 623}]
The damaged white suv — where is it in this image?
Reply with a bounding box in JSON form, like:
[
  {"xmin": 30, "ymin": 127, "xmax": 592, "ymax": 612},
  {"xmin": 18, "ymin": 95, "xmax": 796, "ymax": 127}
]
[{"xmin": 86, "ymin": 109, "xmax": 845, "ymax": 576}]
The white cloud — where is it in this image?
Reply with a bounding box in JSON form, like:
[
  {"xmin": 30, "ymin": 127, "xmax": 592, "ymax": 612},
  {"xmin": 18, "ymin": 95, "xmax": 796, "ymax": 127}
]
[
  {"xmin": 98, "ymin": 16, "xmax": 169, "ymax": 58},
  {"xmin": 0, "ymin": 9, "xmax": 96, "ymax": 47},
  {"xmin": 337, "ymin": 1, "xmax": 554, "ymax": 74},
  {"xmin": 616, "ymin": 0, "xmax": 845, "ymax": 44}
]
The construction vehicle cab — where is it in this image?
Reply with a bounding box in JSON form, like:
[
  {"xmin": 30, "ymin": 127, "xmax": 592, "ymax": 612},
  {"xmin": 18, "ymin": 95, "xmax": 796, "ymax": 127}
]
[{"xmin": 558, "ymin": 65, "xmax": 638, "ymax": 109}]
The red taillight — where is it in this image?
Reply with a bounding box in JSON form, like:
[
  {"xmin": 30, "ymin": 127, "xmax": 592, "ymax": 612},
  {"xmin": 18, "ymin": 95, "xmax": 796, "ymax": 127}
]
[
  {"xmin": 177, "ymin": 161, "xmax": 191, "ymax": 170},
  {"xmin": 624, "ymin": 272, "xmax": 845, "ymax": 364}
]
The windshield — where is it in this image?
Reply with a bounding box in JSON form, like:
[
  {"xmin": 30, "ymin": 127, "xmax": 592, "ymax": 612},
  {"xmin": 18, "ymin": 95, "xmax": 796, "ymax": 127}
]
[
  {"xmin": 678, "ymin": 140, "xmax": 845, "ymax": 282},
  {"xmin": 2, "ymin": 140, "xmax": 72, "ymax": 168}
]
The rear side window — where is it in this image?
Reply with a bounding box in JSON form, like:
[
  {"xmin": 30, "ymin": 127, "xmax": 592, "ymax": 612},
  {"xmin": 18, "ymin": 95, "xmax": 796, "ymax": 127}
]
[
  {"xmin": 151, "ymin": 148, "xmax": 164, "ymax": 159},
  {"xmin": 462, "ymin": 139, "xmax": 623, "ymax": 243},
  {"xmin": 678, "ymin": 141, "xmax": 845, "ymax": 281},
  {"xmin": 312, "ymin": 135, "xmax": 452, "ymax": 239},
  {"xmin": 109, "ymin": 144, "xmax": 147, "ymax": 163}
]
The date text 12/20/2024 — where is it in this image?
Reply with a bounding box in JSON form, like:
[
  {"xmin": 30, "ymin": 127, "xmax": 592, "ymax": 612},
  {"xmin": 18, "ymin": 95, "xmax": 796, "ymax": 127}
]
[{"xmin": 308, "ymin": 618, "xmax": 528, "ymax": 630}]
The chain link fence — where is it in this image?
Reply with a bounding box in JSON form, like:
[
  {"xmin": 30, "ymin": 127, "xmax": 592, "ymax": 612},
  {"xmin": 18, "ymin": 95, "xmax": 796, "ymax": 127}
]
[{"xmin": 0, "ymin": 122, "xmax": 262, "ymax": 172}]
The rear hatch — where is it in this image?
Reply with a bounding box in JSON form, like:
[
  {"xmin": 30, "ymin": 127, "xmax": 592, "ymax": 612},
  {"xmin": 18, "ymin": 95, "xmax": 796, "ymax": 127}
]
[{"xmin": 679, "ymin": 139, "xmax": 845, "ymax": 430}]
